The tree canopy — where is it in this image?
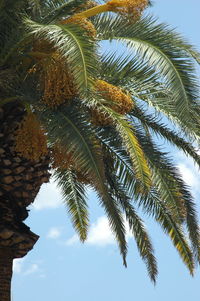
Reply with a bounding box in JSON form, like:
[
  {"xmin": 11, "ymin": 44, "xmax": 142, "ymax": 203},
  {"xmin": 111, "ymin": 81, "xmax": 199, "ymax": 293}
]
[{"xmin": 0, "ymin": 0, "xmax": 200, "ymax": 284}]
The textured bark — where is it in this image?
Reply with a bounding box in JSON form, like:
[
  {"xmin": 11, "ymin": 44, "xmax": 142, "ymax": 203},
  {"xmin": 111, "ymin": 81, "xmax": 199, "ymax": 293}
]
[
  {"xmin": 0, "ymin": 248, "xmax": 13, "ymax": 301},
  {"xmin": 0, "ymin": 101, "xmax": 51, "ymax": 299},
  {"xmin": 0, "ymin": 102, "xmax": 50, "ymax": 256}
]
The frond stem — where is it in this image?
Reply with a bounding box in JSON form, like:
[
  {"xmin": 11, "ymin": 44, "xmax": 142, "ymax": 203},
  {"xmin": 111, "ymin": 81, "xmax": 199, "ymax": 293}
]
[{"xmin": 71, "ymin": 4, "xmax": 110, "ymax": 19}]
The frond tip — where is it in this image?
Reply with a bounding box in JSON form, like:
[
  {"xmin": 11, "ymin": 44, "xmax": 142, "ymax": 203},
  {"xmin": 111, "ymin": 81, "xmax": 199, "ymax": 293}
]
[{"xmin": 55, "ymin": 169, "xmax": 89, "ymax": 242}]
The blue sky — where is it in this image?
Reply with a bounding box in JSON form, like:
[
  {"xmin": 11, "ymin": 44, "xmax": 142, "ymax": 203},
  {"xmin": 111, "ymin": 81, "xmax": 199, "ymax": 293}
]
[{"xmin": 12, "ymin": 1, "xmax": 200, "ymax": 300}]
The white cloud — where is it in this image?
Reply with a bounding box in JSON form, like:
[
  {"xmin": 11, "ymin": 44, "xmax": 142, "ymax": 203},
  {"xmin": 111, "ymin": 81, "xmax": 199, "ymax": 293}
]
[
  {"xmin": 178, "ymin": 163, "xmax": 199, "ymax": 189},
  {"xmin": 87, "ymin": 216, "xmax": 115, "ymax": 246},
  {"xmin": 65, "ymin": 234, "xmax": 79, "ymax": 246},
  {"xmin": 47, "ymin": 227, "xmax": 62, "ymax": 239},
  {"xmin": 24, "ymin": 263, "xmax": 39, "ymax": 275},
  {"xmin": 65, "ymin": 216, "xmax": 132, "ymax": 247},
  {"xmin": 31, "ymin": 180, "xmax": 62, "ymax": 210},
  {"xmin": 13, "ymin": 258, "xmax": 24, "ymax": 274},
  {"xmin": 177, "ymin": 151, "xmax": 200, "ymax": 195},
  {"xmin": 13, "ymin": 259, "xmax": 44, "ymax": 277}
]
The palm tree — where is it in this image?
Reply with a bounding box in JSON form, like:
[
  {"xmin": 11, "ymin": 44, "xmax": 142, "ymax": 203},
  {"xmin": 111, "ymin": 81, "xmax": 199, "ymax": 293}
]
[{"xmin": 0, "ymin": 0, "xmax": 200, "ymax": 299}]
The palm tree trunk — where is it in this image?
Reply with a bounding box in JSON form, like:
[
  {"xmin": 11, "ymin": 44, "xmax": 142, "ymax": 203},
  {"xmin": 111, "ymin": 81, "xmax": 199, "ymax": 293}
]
[
  {"xmin": 0, "ymin": 248, "xmax": 13, "ymax": 301},
  {"xmin": 0, "ymin": 102, "xmax": 51, "ymax": 299}
]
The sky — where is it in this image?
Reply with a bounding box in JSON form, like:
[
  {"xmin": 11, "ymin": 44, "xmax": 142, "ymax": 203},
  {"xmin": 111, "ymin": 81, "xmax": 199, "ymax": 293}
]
[{"xmin": 12, "ymin": 1, "xmax": 200, "ymax": 301}]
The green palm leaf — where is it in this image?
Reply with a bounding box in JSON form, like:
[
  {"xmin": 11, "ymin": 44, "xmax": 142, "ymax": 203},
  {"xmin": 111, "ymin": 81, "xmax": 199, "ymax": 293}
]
[
  {"xmin": 86, "ymin": 99, "xmax": 151, "ymax": 189},
  {"xmin": 104, "ymin": 160, "xmax": 157, "ymax": 282},
  {"xmin": 96, "ymin": 189, "xmax": 128, "ymax": 267},
  {"xmin": 42, "ymin": 0, "xmax": 88, "ymax": 23},
  {"xmin": 95, "ymin": 15, "xmax": 199, "ymax": 119},
  {"xmin": 122, "ymin": 200, "xmax": 157, "ymax": 283},
  {"xmin": 24, "ymin": 18, "xmax": 97, "ymax": 93},
  {"xmin": 1, "ymin": 0, "xmax": 200, "ymax": 284},
  {"xmin": 116, "ymin": 118, "xmax": 151, "ymax": 189},
  {"xmin": 174, "ymin": 179, "xmax": 200, "ymax": 264},
  {"xmin": 40, "ymin": 106, "xmax": 128, "ymax": 265},
  {"xmin": 54, "ymin": 168, "xmax": 89, "ymax": 242},
  {"xmin": 132, "ymin": 105, "xmax": 200, "ymax": 167},
  {"xmin": 138, "ymin": 133, "xmax": 186, "ymax": 221},
  {"xmin": 148, "ymin": 192, "xmax": 195, "ymax": 274},
  {"xmin": 140, "ymin": 93, "xmax": 200, "ymax": 142},
  {"xmin": 99, "ymin": 51, "xmax": 159, "ymax": 87},
  {"xmin": 99, "ymin": 132, "xmax": 196, "ymax": 273}
]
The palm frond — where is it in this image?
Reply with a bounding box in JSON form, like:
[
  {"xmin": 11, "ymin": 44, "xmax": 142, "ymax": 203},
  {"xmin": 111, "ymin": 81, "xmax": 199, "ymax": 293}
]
[
  {"xmin": 134, "ymin": 87, "xmax": 200, "ymax": 142},
  {"xmin": 136, "ymin": 129, "xmax": 193, "ymax": 221},
  {"xmin": 96, "ymin": 189, "xmax": 128, "ymax": 267},
  {"xmin": 95, "ymin": 15, "xmax": 200, "ymax": 119},
  {"xmin": 98, "ymin": 130, "xmax": 196, "ymax": 273},
  {"xmin": 122, "ymin": 200, "xmax": 157, "ymax": 283},
  {"xmin": 54, "ymin": 168, "xmax": 89, "ymax": 241},
  {"xmin": 115, "ymin": 117, "xmax": 151, "ymax": 189},
  {"xmin": 42, "ymin": 0, "xmax": 88, "ymax": 23},
  {"xmin": 99, "ymin": 51, "xmax": 159, "ymax": 87},
  {"xmin": 99, "ymin": 130, "xmax": 139, "ymax": 196},
  {"xmin": 131, "ymin": 105, "xmax": 200, "ymax": 167},
  {"xmin": 85, "ymin": 98, "xmax": 152, "ymax": 189},
  {"xmin": 40, "ymin": 106, "xmax": 101, "ymax": 175},
  {"xmin": 174, "ymin": 178, "xmax": 200, "ymax": 264},
  {"xmin": 104, "ymin": 159, "xmax": 157, "ymax": 282},
  {"xmin": 24, "ymin": 18, "xmax": 98, "ymax": 93},
  {"xmin": 144, "ymin": 190, "xmax": 195, "ymax": 274},
  {"xmin": 40, "ymin": 105, "xmax": 128, "ymax": 265}
]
